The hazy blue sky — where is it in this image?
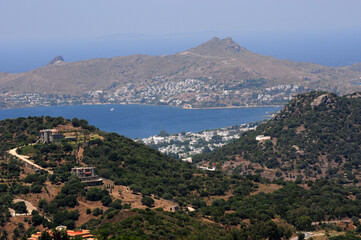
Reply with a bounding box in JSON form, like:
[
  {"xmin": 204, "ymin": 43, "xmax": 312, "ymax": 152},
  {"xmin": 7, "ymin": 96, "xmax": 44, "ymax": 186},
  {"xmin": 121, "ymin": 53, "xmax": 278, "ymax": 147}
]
[
  {"xmin": 1, "ymin": 0, "xmax": 361, "ymax": 73},
  {"xmin": 1, "ymin": 0, "xmax": 361, "ymax": 41}
]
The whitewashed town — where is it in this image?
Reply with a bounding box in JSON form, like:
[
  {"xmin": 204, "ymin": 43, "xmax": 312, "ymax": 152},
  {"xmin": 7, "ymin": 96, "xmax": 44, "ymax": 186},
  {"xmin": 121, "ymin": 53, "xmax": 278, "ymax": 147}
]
[{"xmin": 137, "ymin": 122, "xmax": 260, "ymax": 161}]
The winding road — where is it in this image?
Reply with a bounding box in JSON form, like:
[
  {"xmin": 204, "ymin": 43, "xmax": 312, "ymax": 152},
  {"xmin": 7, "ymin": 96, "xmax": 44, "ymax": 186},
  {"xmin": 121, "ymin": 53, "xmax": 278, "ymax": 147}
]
[
  {"xmin": 290, "ymin": 232, "xmax": 326, "ymax": 240},
  {"xmin": 8, "ymin": 147, "xmax": 53, "ymax": 174}
]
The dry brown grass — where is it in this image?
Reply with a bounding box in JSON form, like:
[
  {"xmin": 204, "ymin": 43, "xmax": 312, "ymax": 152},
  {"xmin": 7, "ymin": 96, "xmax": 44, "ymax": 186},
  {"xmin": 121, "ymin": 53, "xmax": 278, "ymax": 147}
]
[
  {"xmin": 251, "ymin": 183, "xmax": 282, "ymax": 195},
  {"xmin": 102, "ymin": 179, "xmax": 178, "ymax": 211},
  {"xmin": 4, "ymin": 215, "xmax": 44, "ymax": 239},
  {"xmin": 203, "ymin": 190, "xmax": 234, "ymax": 206},
  {"xmin": 55, "ymin": 124, "xmax": 81, "ymax": 132}
]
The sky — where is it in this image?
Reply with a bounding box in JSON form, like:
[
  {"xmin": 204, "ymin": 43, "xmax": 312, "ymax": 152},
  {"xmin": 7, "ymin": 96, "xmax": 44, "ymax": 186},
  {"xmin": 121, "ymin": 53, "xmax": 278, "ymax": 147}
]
[
  {"xmin": 1, "ymin": 0, "xmax": 361, "ymax": 41},
  {"xmin": 1, "ymin": 0, "xmax": 361, "ymax": 72}
]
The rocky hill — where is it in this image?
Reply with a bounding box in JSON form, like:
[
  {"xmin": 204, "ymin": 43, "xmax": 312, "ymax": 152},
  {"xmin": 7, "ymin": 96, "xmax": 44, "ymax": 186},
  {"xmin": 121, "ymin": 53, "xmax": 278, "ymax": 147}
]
[
  {"xmin": 194, "ymin": 91, "xmax": 361, "ymax": 182},
  {"xmin": 1, "ymin": 37, "xmax": 361, "ymax": 109}
]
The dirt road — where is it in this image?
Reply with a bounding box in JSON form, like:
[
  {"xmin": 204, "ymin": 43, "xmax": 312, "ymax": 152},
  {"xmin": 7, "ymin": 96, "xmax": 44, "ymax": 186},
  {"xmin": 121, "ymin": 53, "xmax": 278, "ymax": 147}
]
[{"xmin": 8, "ymin": 147, "xmax": 53, "ymax": 174}]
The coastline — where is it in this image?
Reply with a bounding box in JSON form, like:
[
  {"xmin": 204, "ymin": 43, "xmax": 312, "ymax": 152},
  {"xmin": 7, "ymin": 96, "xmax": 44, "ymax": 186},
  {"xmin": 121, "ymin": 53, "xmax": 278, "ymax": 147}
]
[
  {"xmin": 0, "ymin": 102, "xmax": 284, "ymax": 111},
  {"xmin": 186, "ymin": 104, "xmax": 283, "ymax": 110},
  {"xmin": 0, "ymin": 103, "xmax": 281, "ymax": 139}
]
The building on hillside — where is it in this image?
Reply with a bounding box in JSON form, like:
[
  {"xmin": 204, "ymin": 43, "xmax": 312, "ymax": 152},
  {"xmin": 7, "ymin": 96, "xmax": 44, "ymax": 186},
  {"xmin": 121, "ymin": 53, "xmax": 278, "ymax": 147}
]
[
  {"xmin": 40, "ymin": 129, "xmax": 65, "ymax": 143},
  {"xmin": 255, "ymin": 135, "xmax": 271, "ymax": 141},
  {"xmin": 71, "ymin": 167, "xmax": 103, "ymax": 186},
  {"xmin": 181, "ymin": 157, "xmax": 192, "ymax": 163}
]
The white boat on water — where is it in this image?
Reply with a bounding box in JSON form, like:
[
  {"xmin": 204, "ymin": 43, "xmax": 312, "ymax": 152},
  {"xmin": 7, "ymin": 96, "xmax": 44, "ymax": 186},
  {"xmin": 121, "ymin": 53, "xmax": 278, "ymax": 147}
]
[{"xmin": 110, "ymin": 108, "xmax": 114, "ymax": 112}]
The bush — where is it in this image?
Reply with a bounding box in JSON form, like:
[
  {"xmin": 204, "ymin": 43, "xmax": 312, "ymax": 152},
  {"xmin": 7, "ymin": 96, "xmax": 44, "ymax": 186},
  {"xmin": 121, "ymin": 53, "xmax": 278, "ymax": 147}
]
[
  {"xmin": 86, "ymin": 188, "xmax": 103, "ymax": 201},
  {"xmin": 92, "ymin": 208, "xmax": 103, "ymax": 216},
  {"xmin": 101, "ymin": 196, "xmax": 112, "ymax": 207},
  {"xmin": 0, "ymin": 184, "xmax": 8, "ymax": 193},
  {"xmin": 13, "ymin": 201, "xmax": 27, "ymax": 214},
  {"xmin": 296, "ymin": 216, "xmax": 312, "ymax": 231},
  {"xmin": 31, "ymin": 214, "xmax": 43, "ymax": 226},
  {"xmin": 109, "ymin": 199, "xmax": 122, "ymax": 210},
  {"xmin": 123, "ymin": 203, "xmax": 131, "ymax": 209},
  {"xmin": 30, "ymin": 184, "xmax": 42, "ymax": 193},
  {"xmin": 141, "ymin": 197, "xmax": 155, "ymax": 207}
]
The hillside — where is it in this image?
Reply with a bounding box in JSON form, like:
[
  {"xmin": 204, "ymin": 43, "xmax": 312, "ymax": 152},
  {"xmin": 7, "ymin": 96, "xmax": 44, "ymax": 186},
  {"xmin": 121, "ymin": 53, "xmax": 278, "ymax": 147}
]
[
  {"xmin": 4, "ymin": 116, "xmax": 361, "ymax": 239},
  {"xmin": 1, "ymin": 37, "xmax": 361, "ymax": 109},
  {"xmin": 194, "ymin": 91, "xmax": 361, "ymax": 182},
  {"xmin": 0, "ymin": 116, "xmax": 257, "ymax": 239}
]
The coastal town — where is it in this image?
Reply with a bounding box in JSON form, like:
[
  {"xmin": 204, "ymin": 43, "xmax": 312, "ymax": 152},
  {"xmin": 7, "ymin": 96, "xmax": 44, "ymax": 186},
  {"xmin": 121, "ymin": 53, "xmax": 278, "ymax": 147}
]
[
  {"xmin": 0, "ymin": 81, "xmax": 305, "ymax": 109},
  {"xmin": 137, "ymin": 122, "xmax": 260, "ymax": 161}
]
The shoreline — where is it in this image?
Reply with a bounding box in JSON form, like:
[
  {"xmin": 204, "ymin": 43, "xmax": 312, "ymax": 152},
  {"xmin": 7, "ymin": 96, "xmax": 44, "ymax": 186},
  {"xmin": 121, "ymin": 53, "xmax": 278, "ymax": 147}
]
[
  {"xmin": 0, "ymin": 102, "xmax": 284, "ymax": 111},
  {"xmin": 186, "ymin": 104, "xmax": 283, "ymax": 110}
]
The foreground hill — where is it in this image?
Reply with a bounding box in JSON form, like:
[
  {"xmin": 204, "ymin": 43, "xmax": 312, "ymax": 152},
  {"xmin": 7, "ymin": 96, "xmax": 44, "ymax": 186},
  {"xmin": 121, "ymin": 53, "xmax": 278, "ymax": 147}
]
[
  {"xmin": 3, "ymin": 116, "xmax": 361, "ymax": 238},
  {"xmin": 1, "ymin": 37, "xmax": 361, "ymax": 109},
  {"xmin": 194, "ymin": 91, "xmax": 361, "ymax": 182},
  {"xmin": 0, "ymin": 116, "xmax": 261, "ymax": 239}
]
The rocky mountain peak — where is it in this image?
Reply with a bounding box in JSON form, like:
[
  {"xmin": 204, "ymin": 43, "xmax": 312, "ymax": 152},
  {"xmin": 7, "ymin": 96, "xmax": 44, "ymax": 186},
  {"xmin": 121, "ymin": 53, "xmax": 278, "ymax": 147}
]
[
  {"xmin": 188, "ymin": 37, "xmax": 247, "ymax": 57},
  {"xmin": 48, "ymin": 56, "xmax": 64, "ymax": 65}
]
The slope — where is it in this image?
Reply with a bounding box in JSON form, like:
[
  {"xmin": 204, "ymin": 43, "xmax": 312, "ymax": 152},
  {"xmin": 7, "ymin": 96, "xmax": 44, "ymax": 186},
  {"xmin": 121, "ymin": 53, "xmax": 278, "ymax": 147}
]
[
  {"xmin": 3, "ymin": 116, "xmax": 361, "ymax": 239},
  {"xmin": 194, "ymin": 91, "xmax": 361, "ymax": 182}
]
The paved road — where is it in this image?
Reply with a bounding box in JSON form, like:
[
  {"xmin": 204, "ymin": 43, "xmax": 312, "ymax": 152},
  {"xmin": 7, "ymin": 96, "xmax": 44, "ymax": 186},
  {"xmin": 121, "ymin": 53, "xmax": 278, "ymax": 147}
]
[
  {"xmin": 291, "ymin": 232, "xmax": 314, "ymax": 240},
  {"xmin": 8, "ymin": 147, "xmax": 53, "ymax": 174}
]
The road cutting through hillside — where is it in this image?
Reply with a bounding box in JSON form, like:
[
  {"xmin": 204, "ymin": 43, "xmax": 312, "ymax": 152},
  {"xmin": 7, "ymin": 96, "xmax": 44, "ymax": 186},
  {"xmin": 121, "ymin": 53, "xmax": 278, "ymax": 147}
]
[{"xmin": 8, "ymin": 147, "xmax": 53, "ymax": 174}]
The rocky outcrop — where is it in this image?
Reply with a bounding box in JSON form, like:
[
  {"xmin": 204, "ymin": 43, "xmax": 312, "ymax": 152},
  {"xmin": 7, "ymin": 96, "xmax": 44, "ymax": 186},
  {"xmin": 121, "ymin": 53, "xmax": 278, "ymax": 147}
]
[
  {"xmin": 48, "ymin": 56, "xmax": 64, "ymax": 65},
  {"xmin": 310, "ymin": 94, "xmax": 336, "ymax": 108}
]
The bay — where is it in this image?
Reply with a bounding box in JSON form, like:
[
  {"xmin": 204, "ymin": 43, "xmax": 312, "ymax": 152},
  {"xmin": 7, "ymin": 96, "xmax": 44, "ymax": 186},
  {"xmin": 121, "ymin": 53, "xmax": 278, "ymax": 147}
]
[{"xmin": 0, "ymin": 104, "xmax": 282, "ymax": 139}]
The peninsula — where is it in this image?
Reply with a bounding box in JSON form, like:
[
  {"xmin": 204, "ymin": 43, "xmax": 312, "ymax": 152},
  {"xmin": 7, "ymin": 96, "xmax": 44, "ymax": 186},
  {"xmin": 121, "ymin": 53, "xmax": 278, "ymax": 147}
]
[{"xmin": 1, "ymin": 37, "xmax": 361, "ymax": 109}]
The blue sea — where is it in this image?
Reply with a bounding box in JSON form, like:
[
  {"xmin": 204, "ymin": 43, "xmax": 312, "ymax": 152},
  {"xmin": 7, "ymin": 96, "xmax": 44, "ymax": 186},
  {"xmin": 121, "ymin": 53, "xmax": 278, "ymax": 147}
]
[{"xmin": 0, "ymin": 105, "xmax": 281, "ymax": 139}]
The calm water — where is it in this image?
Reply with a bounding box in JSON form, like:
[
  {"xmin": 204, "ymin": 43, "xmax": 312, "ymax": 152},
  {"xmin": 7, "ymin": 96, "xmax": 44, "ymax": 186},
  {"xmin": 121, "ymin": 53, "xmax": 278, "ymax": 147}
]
[{"xmin": 0, "ymin": 104, "xmax": 281, "ymax": 139}]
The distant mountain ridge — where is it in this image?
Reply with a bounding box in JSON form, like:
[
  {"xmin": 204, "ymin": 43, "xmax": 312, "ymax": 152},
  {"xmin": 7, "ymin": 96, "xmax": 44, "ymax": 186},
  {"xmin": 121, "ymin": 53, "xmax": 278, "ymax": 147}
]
[{"xmin": 0, "ymin": 37, "xmax": 360, "ymax": 108}]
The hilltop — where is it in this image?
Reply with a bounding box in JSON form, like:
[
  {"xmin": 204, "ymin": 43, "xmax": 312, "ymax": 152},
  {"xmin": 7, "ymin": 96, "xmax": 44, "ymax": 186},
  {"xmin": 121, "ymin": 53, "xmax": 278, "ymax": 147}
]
[
  {"xmin": 194, "ymin": 91, "xmax": 361, "ymax": 182},
  {"xmin": 1, "ymin": 37, "xmax": 361, "ymax": 109}
]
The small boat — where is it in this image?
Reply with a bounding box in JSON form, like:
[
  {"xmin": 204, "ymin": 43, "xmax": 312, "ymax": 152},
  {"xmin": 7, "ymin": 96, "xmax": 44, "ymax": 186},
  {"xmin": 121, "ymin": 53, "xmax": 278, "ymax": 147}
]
[{"xmin": 110, "ymin": 108, "xmax": 114, "ymax": 112}]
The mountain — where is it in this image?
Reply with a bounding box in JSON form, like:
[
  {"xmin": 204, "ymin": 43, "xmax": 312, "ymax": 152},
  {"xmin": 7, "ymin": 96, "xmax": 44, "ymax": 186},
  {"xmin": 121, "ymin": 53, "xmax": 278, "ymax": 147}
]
[
  {"xmin": 0, "ymin": 37, "xmax": 361, "ymax": 109},
  {"xmin": 194, "ymin": 91, "xmax": 361, "ymax": 182}
]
